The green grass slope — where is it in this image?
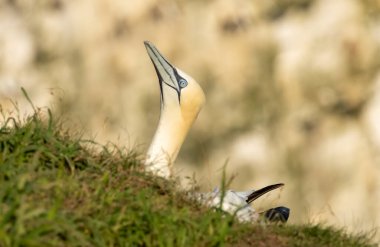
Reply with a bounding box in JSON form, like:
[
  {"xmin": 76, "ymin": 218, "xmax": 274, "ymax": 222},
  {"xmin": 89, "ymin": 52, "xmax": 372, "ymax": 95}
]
[{"xmin": 0, "ymin": 111, "xmax": 375, "ymax": 247}]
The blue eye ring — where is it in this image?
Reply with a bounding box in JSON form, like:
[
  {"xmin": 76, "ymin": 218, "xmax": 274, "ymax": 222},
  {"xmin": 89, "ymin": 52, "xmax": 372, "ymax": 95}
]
[{"xmin": 179, "ymin": 78, "xmax": 188, "ymax": 88}]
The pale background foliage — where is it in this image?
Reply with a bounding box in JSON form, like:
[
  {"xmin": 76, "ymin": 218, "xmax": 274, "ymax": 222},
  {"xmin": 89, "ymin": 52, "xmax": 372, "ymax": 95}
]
[{"xmin": 1, "ymin": 0, "xmax": 379, "ymax": 240}]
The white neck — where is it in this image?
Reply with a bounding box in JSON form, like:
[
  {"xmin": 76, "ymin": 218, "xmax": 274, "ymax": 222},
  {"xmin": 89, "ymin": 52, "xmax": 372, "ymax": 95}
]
[{"xmin": 145, "ymin": 109, "xmax": 190, "ymax": 178}]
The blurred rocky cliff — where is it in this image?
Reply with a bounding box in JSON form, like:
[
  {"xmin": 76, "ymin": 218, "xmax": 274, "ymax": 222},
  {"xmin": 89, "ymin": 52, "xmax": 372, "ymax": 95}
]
[{"xmin": 0, "ymin": 0, "xmax": 379, "ymax": 240}]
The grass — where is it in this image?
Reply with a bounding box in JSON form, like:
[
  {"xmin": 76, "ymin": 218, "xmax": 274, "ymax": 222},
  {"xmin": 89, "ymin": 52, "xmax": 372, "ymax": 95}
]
[{"xmin": 0, "ymin": 110, "xmax": 376, "ymax": 247}]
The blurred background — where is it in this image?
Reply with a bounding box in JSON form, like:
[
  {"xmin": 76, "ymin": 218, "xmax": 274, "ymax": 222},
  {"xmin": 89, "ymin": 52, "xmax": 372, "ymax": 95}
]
[{"xmin": 0, "ymin": 0, "xmax": 379, "ymax": 240}]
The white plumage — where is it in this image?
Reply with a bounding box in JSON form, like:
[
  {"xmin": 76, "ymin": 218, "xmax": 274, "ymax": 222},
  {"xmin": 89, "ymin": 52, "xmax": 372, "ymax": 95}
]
[{"xmin": 143, "ymin": 41, "xmax": 289, "ymax": 222}]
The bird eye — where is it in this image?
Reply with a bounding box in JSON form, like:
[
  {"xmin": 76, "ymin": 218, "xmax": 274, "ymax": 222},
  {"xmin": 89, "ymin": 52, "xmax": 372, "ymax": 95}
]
[{"xmin": 179, "ymin": 79, "xmax": 188, "ymax": 88}]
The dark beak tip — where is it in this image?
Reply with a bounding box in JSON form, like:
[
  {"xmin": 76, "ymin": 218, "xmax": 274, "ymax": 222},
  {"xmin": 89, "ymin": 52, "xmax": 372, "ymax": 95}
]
[{"xmin": 144, "ymin": 40, "xmax": 153, "ymax": 48}]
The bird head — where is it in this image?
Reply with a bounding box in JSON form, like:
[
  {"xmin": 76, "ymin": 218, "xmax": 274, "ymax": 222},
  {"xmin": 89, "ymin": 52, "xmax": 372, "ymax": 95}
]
[
  {"xmin": 144, "ymin": 41, "xmax": 205, "ymax": 177},
  {"xmin": 144, "ymin": 41, "xmax": 205, "ymax": 126}
]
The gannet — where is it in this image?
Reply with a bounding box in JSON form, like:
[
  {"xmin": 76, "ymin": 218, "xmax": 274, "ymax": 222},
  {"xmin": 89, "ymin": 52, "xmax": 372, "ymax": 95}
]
[
  {"xmin": 143, "ymin": 41, "xmax": 289, "ymax": 222},
  {"xmin": 144, "ymin": 41, "xmax": 205, "ymax": 178}
]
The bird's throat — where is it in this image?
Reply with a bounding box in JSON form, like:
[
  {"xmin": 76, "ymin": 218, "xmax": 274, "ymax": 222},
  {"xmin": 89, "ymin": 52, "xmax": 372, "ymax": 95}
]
[{"xmin": 145, "ymin": 110, "xmax": 191, "ymax": 178}]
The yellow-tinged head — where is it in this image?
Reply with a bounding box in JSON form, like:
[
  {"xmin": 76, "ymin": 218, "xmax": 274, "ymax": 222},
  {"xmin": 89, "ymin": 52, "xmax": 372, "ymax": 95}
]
[
  {"xmin": 144, "ymin": 41, "xmax": 205, "ymax": 178},
  {"xmin": 175, "ymin": 69, "xmax": 206, "ymax": 129}
]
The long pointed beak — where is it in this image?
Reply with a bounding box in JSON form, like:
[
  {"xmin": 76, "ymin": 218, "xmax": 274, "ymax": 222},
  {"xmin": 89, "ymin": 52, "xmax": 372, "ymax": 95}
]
[
  {"xmin": 246, "ymin": 183, "xmax": 284, "ymax": 204},
  {"xmin": 144, "ymin": 41, "xmax": 181, "ymax": 102}
]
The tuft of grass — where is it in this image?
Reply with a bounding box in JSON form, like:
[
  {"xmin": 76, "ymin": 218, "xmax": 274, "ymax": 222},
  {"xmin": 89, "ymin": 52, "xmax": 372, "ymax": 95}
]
[{"xmin": 0, "ymin": 111, "xmax": 376, "ymax": 247}]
